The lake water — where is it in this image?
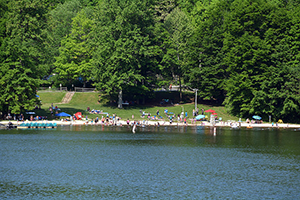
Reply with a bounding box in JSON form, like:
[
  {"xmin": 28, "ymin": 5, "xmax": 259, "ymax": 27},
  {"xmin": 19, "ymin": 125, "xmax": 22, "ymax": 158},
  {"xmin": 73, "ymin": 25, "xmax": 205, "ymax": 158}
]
[{"xmin": 1, "ymin": 125, "xmax": 300, "ymax": 199}]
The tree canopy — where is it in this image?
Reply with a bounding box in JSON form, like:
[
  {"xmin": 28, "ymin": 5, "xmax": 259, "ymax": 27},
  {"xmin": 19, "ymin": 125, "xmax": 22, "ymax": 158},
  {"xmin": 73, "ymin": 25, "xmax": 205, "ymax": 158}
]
[{"xmin": 1, "ymin": 0, "xmax": 300, "ymax": 123}]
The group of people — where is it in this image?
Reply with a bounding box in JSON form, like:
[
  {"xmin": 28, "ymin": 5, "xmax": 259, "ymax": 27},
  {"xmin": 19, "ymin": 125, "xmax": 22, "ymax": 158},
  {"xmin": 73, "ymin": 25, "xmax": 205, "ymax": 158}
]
[
  {"xmin": 3, "ymin": 113, "xmax": 24, "ymax": 121},
  {"xmin": 30, "ymin": 115, "xmax": 48, "ymax": 121},
  {"xmin": 49, "ymin": 104, "xmax": 60, "ymax": 116},
  {"xmin": 192, "ymin": 108, "xmax": 204, "ymax": 117},
  {"xmin": 246, "ymin": 118, "xmax": 263, "ymax": 124}
]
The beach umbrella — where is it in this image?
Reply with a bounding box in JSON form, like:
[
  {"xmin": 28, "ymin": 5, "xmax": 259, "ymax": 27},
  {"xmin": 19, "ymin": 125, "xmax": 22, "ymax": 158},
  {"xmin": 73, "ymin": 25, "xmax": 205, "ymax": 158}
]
[
  {"xmin": 212, "ymin": 112, "xmax": 218, "ymax": 115},
  {"xmin": 252, "ymin": 115, "xmax": 261, "ymax": 120},
  {"xmin": 195, "ymin": 115, "xmax": 206, "ymax": 120},
  {"xmin": 55, "ymin": 112, "xmax": 71, "ymax": 117},
  {"xmin": 205, "ymin": 109, "xmax": 215, "ymax": 113}
]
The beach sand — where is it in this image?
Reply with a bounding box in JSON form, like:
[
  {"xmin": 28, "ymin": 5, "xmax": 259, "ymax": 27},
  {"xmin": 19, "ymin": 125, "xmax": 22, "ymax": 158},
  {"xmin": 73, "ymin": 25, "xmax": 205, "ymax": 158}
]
[{"xmin": 2, "ymin": 119, "xmax": 300, "ymax": 129}]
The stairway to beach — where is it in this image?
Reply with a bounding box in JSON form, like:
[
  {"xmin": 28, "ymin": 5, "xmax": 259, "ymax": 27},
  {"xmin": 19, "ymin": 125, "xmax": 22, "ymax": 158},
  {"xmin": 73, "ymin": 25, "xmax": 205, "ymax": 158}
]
[{"xmin": 61, "ymin": 92, "xmax": 75, "ymax": 104}]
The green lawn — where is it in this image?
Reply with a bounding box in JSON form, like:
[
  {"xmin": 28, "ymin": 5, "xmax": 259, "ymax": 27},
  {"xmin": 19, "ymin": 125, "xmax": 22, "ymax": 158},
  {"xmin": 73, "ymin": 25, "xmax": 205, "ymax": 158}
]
[
  {"xmin": 37, "ymin": 91, "xmax": 239, "ymax": 122},
  {"xmin": 38, "ymin": 91, "xmax": 66, "ymax": 104}
]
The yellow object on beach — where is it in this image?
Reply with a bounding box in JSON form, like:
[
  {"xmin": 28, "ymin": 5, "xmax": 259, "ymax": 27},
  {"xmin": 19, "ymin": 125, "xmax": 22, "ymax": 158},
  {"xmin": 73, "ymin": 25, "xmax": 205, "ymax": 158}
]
[{"xmin": 278, "ymin": 119, "xmax": 283, "ymax": 123}]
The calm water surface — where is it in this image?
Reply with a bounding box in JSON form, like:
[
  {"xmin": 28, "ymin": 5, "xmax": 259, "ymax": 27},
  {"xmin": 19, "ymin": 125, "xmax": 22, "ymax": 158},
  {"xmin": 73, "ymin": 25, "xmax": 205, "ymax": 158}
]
[{"xmin": 1, "ymin": 125, "xmax": 300, "ymax": 199}]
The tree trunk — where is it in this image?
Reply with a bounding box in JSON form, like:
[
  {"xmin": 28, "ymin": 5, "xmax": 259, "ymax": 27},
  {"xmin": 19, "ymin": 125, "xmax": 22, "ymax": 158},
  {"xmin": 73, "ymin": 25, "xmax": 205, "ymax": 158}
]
[
  {"xmin": 177, "ymin": 45, "xmax": 182, "ymax": 102},
  {"xmin": 118, "ymin": 89, "xmax": 123, "ymax": 109},
  {"xmin": 179, "ymin": 75, "xmax": 182, "ymax": 102}
]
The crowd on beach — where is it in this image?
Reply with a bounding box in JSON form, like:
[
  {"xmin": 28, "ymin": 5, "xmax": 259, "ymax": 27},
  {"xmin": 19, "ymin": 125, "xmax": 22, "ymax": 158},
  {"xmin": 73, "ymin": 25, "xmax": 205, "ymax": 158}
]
[
  {"xmin": 3, "ymin": 103, "xmax": 298, "ymax": 129},
  {"xmin": 81, "ymin": 106, "xmax": 213, "ymax": 127}
]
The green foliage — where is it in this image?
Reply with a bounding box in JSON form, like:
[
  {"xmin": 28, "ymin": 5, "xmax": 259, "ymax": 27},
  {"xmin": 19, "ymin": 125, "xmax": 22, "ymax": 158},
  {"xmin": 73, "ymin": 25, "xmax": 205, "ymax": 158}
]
[
  {"xmin": 161, "ymin": 7, "xmax": 194, "ymax": 101},
  {"xmin": 44, "ymin": 0, "xmax": 82, "ymax": 75},
  {"xmin": 54, "ymin": 8, "xmax": 94, "ymax": 87},
  {"xmin": 1, "ymin": 0, "xmax": 300, "ymax": 123},
  {"xmin": 92, "ymin": 0, "xmax": 159, "ymax": 102},
  {"xmin": 0, "ymin": 0, "xmax": 47, "ymax": 114},
  {"xmin": 222, "ymin": 0, "xmax": 300, "ymax": 122},
  {"xmin": 186, "ymin": 0, "xmax": 230, "ymax": 102},
  {"xmin": 153, "ymin": 0, "xmax": 176, "ymax": 22}
]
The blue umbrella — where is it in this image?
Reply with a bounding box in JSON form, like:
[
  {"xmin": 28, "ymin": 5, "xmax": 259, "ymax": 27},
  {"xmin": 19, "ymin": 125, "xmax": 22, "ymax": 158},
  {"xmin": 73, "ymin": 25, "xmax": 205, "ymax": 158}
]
[
  {"xmin": 196, "ymin": 115, "xmax": 206, "ymax": 120},
  {"xmin": 253, "ymin": 115, "xmax": 261, "ymax": 120},
  {"xmin": 55, "ymin": 112, "xmax": 71, "ymax": 117}
]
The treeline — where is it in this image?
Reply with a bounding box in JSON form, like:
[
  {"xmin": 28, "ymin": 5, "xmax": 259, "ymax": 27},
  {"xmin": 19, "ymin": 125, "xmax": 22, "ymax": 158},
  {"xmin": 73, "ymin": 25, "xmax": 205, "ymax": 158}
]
[{"xmin": 1, "ymin": 0, "xmax": 300, "ymax": 122}]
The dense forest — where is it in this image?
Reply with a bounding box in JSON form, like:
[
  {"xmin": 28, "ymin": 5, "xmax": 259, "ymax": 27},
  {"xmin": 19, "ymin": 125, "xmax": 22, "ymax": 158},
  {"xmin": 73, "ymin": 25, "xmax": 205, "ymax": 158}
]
[{"xmin": 1, "ymin": 0, "xmax": 300, "ymax": 123}]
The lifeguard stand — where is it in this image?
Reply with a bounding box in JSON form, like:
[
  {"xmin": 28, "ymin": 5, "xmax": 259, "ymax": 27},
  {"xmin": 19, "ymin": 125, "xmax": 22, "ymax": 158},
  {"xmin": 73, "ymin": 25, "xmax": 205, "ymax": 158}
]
[{"xmin": 210, "ymin": 114, "xmax": 216, "ymax": 126}]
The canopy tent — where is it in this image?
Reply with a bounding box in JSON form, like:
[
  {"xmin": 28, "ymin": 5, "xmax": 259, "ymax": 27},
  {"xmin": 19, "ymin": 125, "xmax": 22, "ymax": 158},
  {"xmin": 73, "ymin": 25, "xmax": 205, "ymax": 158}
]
[{"xmin": 55, "ymin": 112, "xmax": 71, "ymax": 117}]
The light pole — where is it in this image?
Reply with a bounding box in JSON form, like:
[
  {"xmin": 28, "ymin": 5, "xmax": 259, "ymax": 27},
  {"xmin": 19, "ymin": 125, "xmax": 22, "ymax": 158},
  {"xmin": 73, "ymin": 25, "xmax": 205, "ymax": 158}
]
[{"xmin": 194, "ymin": 89, "xmax": 198, "ymax": 111}]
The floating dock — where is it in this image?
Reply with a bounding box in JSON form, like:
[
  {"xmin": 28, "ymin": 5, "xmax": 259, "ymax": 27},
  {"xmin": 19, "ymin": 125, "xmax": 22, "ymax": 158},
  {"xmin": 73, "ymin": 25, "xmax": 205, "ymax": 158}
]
[{"xmin": 17, "ymin": 122, "xmax": 57, "ymax": 129}]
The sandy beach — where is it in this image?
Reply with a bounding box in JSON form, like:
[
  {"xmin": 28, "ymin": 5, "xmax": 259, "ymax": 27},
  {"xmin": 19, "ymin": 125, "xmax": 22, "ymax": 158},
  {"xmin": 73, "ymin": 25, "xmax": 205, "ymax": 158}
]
[{"xmin": 2, "ymin": 119, "xmax": 300, "ymax": 129}]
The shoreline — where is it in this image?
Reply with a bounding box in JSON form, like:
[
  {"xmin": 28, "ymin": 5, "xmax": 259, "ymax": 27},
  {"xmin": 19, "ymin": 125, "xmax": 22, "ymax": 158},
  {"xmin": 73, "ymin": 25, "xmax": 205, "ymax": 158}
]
[{"xmin": 1, "ymin": 119, "xmax": 300, "ymax": 129}]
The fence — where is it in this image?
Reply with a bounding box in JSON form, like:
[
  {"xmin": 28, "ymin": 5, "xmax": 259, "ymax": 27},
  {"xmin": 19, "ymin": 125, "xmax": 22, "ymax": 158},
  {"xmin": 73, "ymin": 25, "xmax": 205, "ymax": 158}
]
[
  {"xmin": 74, "ymin": 87, "xmax": 96, "ymax": 92},
  {"xmin": 155, "ymin": 85, "xmax": 193, "ymax": 92},
  {"xmin": 38, "ymin": 87, "xmax": 68, "ymax": 92},
  {"xmin": 38, "ymin": 87, "xmax": 96, "ymax": 92}
]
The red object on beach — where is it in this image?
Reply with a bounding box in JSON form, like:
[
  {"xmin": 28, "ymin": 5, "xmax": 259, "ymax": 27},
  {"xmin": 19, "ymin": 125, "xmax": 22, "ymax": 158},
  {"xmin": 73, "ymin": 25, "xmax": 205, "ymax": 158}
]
[
  {"xmin": 205, "ymin": 109, "xmax": 215, "ymax": 113},
  {"xmin": 212, "ymin": 112, "xmax": 217, "ymax": 115},
  {"xmin": 75, "ymin": 112, "xmax": 82, "ymax": 120}
]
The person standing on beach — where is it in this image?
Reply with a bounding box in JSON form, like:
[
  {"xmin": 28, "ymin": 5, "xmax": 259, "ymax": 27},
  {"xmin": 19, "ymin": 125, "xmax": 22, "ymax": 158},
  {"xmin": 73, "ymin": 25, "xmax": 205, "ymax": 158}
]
[{"xmin": 202, "ymin": 108, "xmax": 204, "ymax": 115}]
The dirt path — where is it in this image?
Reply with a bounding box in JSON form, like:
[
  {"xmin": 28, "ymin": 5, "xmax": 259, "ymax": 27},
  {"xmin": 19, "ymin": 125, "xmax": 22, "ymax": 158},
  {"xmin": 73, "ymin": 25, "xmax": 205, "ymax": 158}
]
[{"xmin": 59, "ymin": 92, "xmax": 75, "ymax": 104}]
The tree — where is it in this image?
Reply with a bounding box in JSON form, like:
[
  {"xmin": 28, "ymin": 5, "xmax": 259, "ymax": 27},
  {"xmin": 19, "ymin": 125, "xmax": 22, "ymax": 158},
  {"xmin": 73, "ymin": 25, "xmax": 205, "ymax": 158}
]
[
  {"xmin": 0, "ymin": 0, "xmax": 8, "ymax": 63},
  {"xmin": 162, "ymin": 7, "xmax": 193, "ymax": 101},
  {"xmin": 0, "ymin": 0, "xmax": 47, "ymax": 115},
  {"xmin": 93, "ymin": 0, "xmax": 158, "ymax": 107},
  {"xmin": 153, "ymin": 0, "xmax": 176, "ymax": 22},
  {"xmin": 223, "ymin": 0, "xmax": 300, "ymax": 122},
  {"xmin": 186, "ymin": 0, "xmax": 230, "ymax": 103},
  {"xmin": 44, "ymin": 0, "xmax": 82, "ymax": 76},
  {"xmin": 54, "ymin": 8, "xmax": 94, "ymax": 87}
]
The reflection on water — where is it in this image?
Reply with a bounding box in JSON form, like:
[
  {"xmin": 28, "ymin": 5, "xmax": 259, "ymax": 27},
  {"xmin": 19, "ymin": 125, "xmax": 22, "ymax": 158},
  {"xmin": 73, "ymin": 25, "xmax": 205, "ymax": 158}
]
[{"xmin": 1, "ymin": 126, "xmax": 300, "ymax": 199}]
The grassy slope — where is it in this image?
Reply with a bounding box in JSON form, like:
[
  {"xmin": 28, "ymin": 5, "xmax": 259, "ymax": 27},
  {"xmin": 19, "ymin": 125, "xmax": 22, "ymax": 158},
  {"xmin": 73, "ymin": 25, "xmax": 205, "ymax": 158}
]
[
  {"xmin": 37, "ymin": 92, "xmax": 239, "ymax": 122},
  {"xmin": 38, "ymin": 91, "xmax": 66, "ymax": 104}
]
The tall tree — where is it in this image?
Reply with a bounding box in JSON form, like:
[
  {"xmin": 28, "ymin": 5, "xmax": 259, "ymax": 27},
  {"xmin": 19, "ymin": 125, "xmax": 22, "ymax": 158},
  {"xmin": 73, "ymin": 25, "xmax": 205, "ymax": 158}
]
[
  {"xmin": 44, "ymin": 0, "xmax": 82, "ymax": 76},
  {"xmin": 186, "ymin": 0, "xmax": 231, "ymax": 103},
  {"xmin": 0, "ymin": 0, "xmax": 47, "ymax": 115},
  {"xmin": 223, "ymin": 0, "xmax": 300, "ymax": 122},
  {"xmin": 93, "ymin": 0, "xmax": 158, "ymax": 107},
  {"xmin": 0, "ymin": 0, "xmax": 8, "ymax": 64},
  {"xmin": 54, "ymin": 8, "xmax": 94, "ymax": 87},
  {"xmin": 162, "ymin": 7, "xmax": 193, "ymax": 101}
]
